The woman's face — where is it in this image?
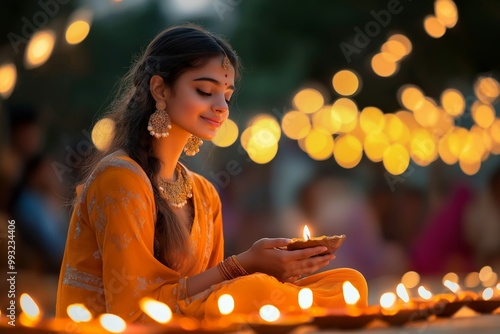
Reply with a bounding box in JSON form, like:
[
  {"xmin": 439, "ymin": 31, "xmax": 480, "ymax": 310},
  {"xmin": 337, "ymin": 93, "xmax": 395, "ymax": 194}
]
[{"xmin": 164, "ymin": 56, "xmax": 235, "ymax": 140}]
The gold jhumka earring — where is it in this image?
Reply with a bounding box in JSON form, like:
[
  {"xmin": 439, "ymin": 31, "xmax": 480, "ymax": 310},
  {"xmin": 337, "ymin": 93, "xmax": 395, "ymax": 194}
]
[
  {"xmin": 148, "ymin": 100, "xmax": 171, "ymax": 138},
  {"xmin": 184, "ymin": 135, "xmax": 204, "ymax": 156}
]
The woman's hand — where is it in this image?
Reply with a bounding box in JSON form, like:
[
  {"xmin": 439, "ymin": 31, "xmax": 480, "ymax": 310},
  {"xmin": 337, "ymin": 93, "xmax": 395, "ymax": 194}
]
[{"xmin": 236, "ymin": 238, "xmax": 335, "ymax": 283}]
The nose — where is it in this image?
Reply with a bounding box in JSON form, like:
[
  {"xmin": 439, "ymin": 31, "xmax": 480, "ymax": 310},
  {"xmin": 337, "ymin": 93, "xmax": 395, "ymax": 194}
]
[{"xmin": 213, "ymin": 97, "xmax": 229, "ymax": 114}]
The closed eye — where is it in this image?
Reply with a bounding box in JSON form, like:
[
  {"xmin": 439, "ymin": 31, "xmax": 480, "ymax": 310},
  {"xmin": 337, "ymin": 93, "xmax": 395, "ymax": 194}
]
[
  {"xmin": 197, "ymin": 89, "xmax": 232, "ymax": 106},
  {"xmin": 196, "ymin": 89, "xmax": 211, "ymax": 97}
]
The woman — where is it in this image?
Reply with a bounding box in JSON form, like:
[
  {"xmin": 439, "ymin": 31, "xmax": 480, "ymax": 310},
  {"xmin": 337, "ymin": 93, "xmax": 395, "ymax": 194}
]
[{"xmin": 56, "ymin": 24, "xmax": 368, "ymax": 322}]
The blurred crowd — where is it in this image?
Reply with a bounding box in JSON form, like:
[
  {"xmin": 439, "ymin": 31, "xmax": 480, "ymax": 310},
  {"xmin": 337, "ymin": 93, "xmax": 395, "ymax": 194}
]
[{"xmin": 1, "ymin": 104, "xmax": 500, "ymax": 312}]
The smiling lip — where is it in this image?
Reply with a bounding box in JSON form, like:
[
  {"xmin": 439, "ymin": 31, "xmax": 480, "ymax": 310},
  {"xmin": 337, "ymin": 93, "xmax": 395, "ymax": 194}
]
[{"xmin": 201, "ymin": 116, "xmax": 222, "ymax": 127}]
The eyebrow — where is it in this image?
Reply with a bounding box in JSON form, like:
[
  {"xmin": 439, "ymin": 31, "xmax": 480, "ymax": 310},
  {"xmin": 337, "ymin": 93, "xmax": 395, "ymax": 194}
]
[{"xmin": 193, "ymin": 77, "xmax": 234, "ymax": 90}]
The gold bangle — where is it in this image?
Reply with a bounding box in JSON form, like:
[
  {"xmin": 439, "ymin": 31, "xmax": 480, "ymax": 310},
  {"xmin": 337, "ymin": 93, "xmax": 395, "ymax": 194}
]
[
  {"xmin": 217, "ymin": 256, "xmax": 250, "ymax": 281},
  {"xmin": 230, "ymin": 255, "xmax": 249, "ymax": 276},
  {"xmin": 217, "ymin": 261, "xmax": 232, "ymax": 280}
]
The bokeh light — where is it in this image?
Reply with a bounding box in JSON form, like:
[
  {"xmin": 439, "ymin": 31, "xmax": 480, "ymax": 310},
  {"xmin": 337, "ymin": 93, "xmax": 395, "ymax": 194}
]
[
  {"xmin": 410, "ymin": 128, "xmax": 438, "ymax": 166},
  {"xmin": 464, "ymin": 272, "xmax": 480, "ymax": 288},
  {"xmin": 66, "ymin": 21, "xmax": 91, "ymax": 45},
  {"xmin": 65, "ymin": 9, "xmax": 92, "ymax": 45},
  {"xmin": 331, "ymin": 98, "xmax": 358, "ymax": 126},
  {"xmin": 438, "ymin": 135, "xmax": 457, "ymax": 165},
  {"xmin": 333, "ymin": 134, "xmax": 363, "ymax": 169},
  {"xmin": 371, "ymin": 52, "xmax": 399, "ymax": 77},
  {"xmin": 383, "ymin": 143, "xmax": 410, "ymax": 175},
  {"xmin": 434, "ymin": 0, "xmax": 458, "ymax": 28},
  {"xmin": 388, "ymin": 34, "xmax": 412, "ymax": 56},
  {"xmin": 442, "ymin": 272, "xmax": 459, "ymax": 284},
  {"xmin": 471, "ymin": 101, "xmax": 495, "ymax": 128},
  {"xmin": 441, "ymin": 89, "xmax": 465, "ymax": 117},
  {"xmin": 212, "ymin": 119, "xmax": 239, "ymax": 147},
  {"xmin": 384, "ymin": 114, "xmax": 409, "ymax": 144},
  {"xmin": 332, "ymin": 69, "xmax": 360, "ymax": 96},
  {"xmin": 489, "ymin": 119, "xmax": 500, "ymax": 145},
  {"xmin": 399, "ymin": 85, "xmax": 424, "ymax": 111},
  {"xmin": 413, "ymin": 98, "xmax": 440, "ymax": 128},
  {"xmin": 381, "ymin": 40, "xmax": 406, "ymax": 61},
  {"xmin": 363, "ymin": 133, "xmax": 389, "ymax": 162},
  {"xmin": 0, "ymin": 63, "xmax": 17, "ymax": 98},
  {"xmin": 401, "ymin": 271, "xmax": 420, "ymax": 289},
  {"xmin": 431, "ymin": 109, "xmax": 455, "ymax": 137},
  {"xmin": 305, "ymin": 130, "xmax": 334, "ymax": 161},
  {"xmin": 91, "ymin": 118, "xmax": 115, "ymax": 151},
  {"xmin": 424, "ymin": 15, "xmax": 446, "ymax": 38},
  {"xmin": 474, "ymin": 76, "xmax": 500, "ymax": 104},
  {"xmin": 281, "ymin": 111, "xmax": 311, "ymax": 139},
  {"xmin": 24, "ymin": 30, "xmax": 56, "ymax": 69},
  {"xmin": 360, "ymin": 106, "xmax": 385, "ymax": 134},
  {"xmin": 396, "ymin": 110, "xmax": 420, "ymax": 135},
  {"xmin": 292, "ymin": 88, "xmax": 324, "ymax": 114},
  {"xmin": 246, "ymin": 136, "xmax": 278, "ymax": 164},
  {"xmin": 312, "ymin": 106, "xmax": 341, "ymax": 135}
]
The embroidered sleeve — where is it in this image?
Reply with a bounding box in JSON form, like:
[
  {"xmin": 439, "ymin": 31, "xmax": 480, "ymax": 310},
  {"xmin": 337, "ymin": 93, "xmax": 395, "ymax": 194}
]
[{"xmin": 87, "ymin": 165, "xmax": 190, "ymax": 322}]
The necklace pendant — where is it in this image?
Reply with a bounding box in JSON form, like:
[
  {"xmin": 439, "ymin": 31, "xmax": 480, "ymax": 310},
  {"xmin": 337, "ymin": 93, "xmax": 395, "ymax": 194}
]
[{"xmin": 158, "ymin": 163, "xmax": 193, "ymax": 208}]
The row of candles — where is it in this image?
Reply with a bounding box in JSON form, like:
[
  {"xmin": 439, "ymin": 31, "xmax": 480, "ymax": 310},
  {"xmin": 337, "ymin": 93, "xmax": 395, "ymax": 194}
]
[
  {"xmin": 2, "ymin": 225, "xmax": 499, "ymax": 332},
  {"xmin": 1, "ymin": 273, "xmax": 499, "ymax": 333}
]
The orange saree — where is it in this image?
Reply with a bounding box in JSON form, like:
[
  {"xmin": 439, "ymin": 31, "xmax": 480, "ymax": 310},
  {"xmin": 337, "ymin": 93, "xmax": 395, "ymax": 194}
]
[{"xmin": 56, "ymin": 153, "xmax": 367, "ymax": 323}]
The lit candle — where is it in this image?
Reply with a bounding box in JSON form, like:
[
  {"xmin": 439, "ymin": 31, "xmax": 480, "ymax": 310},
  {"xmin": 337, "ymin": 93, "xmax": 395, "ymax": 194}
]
[
  {"xmin": 342, "ymin": 281, "xmax": 361, "ymax": 316},
  {"xmin": 482, "ymin": 288, "xmax": 494, "ymax": 301},
  {"xmin": 211, "ymin": 294, "xmax": 240, "ymax": 330},
  {"xmin": 380, "ymin": 292, "xmax": 398, "ymax": 315},
  {"xmin": 67, "ymin": 303, "xmax": 93, "ymax": 323},
  {"xmin": 259, "ymin": 305, "xmax": 281, "ymax": 322},
  {"xmin": 139, "ymin": 297, "xmax": 173, "ymax": 324},
  {"xmin": 417, "ymin": 286, "xmax": 433, "ymax": 300},
  {"xmin": 298, "ymin": 288, "xmax": 313, "ymax": 310},
  {"xmin": 396, "ymin": 283, "xmax": 410, "ymax": 306},
  {"xmin": 249, "ymin": 303, "xmax": 309, "ymax": 333},
  {"xmin": 217, "ymin": 294, "xmax": 235, "ymax": 316},
  {"xmin": 303, "ymin": 225, "xmax": 311, "ymax": 240},
  {"xmin": 19, "ymin": 293, "xmax": 41, "ymax": 327},
  {"xmin": 99, "ymin": 313, "xmax": 126, "ymax": 333},
  {"xmin": 443, "ymin": 280, "xmax": 460, "ymax": 295}
]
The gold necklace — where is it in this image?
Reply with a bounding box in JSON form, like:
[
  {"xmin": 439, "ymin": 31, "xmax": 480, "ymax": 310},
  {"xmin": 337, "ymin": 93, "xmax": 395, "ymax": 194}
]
[{"xmin": 158, "ymin": 163, "xmax": 193, "ymax": 208}]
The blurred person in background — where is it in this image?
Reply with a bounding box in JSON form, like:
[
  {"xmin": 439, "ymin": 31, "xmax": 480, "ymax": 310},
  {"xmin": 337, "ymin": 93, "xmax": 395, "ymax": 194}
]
[
  {"xmin": 11, "ymin": 153, "xmax": 68, "ymax": 272},
  {"xmin": 410, "ymin": 181, "xmax": 475, "ymax": 275},
  {"xmin": 464, "ymin": 165, "xmax": 500, "ymax": 272},
  {"xmin": 0, "ymin": 104, "xmax": 67, "ymax": 272},
  {"xmin": 0, "ymin": 105, "xmax": 44, "ymax": 214}
]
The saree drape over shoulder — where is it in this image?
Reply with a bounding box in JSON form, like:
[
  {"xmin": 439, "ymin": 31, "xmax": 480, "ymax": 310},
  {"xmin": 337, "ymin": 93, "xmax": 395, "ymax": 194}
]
[{"xmin": 56, "ymin": 154, "xmax": 368, "ymax": 323}]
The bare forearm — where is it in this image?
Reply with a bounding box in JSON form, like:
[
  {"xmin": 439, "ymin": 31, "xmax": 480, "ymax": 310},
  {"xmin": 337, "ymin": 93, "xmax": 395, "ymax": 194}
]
[
  {"xmin": 185, "ymin": 265, "xmax": 225, "ymax": 297},
  {"xmin": 185, "ymin": 252, "xmax": 255, "ymax": 297}
]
